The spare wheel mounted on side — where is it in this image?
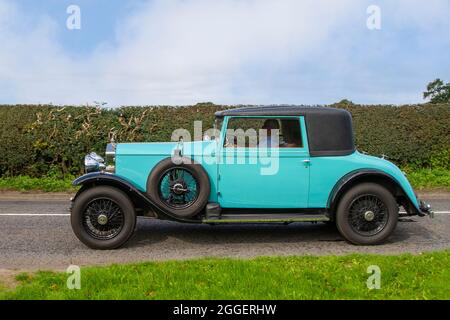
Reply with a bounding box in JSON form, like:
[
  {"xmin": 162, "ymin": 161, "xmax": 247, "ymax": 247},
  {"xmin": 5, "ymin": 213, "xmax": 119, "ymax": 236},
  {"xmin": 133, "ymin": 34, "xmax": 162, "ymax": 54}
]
[{"xmin": 146, "ymin": 157, "xmax": 211, "ymax": 218}]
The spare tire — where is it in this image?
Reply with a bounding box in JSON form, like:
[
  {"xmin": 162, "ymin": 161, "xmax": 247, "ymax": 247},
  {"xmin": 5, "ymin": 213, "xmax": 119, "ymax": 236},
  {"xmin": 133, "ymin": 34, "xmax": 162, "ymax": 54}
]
[{"xmin": 146, "ymin": 157, "xmax": 210, "ymax": 218}]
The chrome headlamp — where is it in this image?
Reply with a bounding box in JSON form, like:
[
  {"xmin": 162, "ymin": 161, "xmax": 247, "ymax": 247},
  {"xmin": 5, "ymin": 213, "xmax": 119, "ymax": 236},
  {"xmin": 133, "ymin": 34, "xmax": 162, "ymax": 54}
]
[{"xmin": 84, "ymin": 152, "xmax": 106, "ymax": 173}]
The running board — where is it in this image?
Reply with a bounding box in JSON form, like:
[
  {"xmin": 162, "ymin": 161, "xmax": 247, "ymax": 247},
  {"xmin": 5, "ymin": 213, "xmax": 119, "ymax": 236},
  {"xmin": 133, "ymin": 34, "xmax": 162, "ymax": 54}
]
[{"xmin": 202, "ymin": 213, "xmax": 330, "ymax": 224}]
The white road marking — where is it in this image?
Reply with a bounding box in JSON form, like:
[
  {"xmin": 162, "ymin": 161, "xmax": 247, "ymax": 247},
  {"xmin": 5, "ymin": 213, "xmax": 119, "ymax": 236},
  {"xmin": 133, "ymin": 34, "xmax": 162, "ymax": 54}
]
[
  {"xmin": 0, "ymin": 213, "xmax": 70, "ymax": 216},
  {"xmin": 400, "ymin": 211, "xmax": 450, "ymax": 214}
]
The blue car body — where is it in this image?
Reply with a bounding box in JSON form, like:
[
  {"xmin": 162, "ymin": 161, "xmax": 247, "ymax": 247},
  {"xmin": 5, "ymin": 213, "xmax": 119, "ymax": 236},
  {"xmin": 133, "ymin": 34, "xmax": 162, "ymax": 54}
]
[
  {"xmin": 71, "ymin": 106, "xmax": 433, "ymax": 249},
  {"xmin": 112, "ymin": 117, "xmax": 420, "ymax": 213}
]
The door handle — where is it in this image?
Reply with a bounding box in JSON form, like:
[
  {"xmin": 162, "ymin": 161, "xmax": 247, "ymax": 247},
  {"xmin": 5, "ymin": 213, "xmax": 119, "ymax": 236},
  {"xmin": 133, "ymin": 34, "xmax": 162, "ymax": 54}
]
[{"xmin": 302, "ymin": 159, "xmax": 311, "ymax": 167}]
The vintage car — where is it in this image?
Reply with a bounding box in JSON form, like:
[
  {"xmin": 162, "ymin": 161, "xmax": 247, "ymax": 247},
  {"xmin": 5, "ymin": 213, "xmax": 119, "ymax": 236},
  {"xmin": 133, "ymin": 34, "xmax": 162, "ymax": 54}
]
[{"xmin": 70, "ymin": 106, "xmax": 432, "ymax": 249}]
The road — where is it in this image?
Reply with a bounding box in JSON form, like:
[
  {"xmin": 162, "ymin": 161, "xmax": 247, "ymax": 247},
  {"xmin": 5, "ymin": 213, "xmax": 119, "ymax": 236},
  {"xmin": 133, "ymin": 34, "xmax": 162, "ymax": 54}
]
[{"xmin": 0, "ymin": 194, "xmax": 449, "ymax": 270}]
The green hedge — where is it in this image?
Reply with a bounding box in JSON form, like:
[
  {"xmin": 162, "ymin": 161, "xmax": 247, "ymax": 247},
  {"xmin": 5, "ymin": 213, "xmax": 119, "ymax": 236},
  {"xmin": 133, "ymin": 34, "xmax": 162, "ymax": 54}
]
[{"xmin": 0, "ymin": 103, "xmax": 448, "ymax": 177}]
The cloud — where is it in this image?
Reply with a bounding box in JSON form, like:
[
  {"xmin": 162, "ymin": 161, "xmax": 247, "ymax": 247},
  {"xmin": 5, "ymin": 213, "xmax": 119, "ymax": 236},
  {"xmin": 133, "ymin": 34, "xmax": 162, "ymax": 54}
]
[
  {"xmin": 99, "ymin": 0, "xmax": 359, "ymax": 105},
  {"xmin": 0, "ymin": 0, "xmax": 74, "ymax": 102},
  {"xmin": 0, "ymin": 0, "xmax": 358, "ymax": 105},
  {"xmin": 0, "ymin": 0, "xmax": 449, "ymax": 106}
]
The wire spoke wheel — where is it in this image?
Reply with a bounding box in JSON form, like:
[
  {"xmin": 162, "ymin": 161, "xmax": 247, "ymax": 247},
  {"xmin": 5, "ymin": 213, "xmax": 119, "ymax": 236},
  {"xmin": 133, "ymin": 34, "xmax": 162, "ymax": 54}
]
[
  {"xmin": 348, "ymin": 194, "xmax": 389, "ymax": 237},
  {"xmin": 147, "ymin": 158, "xmax": 211, "ymax": 218},
  {"xmin": 158, "ymin": 167, "xmax": 199, "ymax": 209},
  {"xmin": 82, "ymin": 198, "xmax": 125, "ymax": 240}
]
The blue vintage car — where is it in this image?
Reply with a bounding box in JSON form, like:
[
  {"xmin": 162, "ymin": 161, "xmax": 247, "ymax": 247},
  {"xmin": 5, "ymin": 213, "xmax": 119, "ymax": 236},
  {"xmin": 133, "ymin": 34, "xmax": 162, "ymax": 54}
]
[{"xmin": 70, "ymin": 106, "xmax": 432, "ymax": 249}]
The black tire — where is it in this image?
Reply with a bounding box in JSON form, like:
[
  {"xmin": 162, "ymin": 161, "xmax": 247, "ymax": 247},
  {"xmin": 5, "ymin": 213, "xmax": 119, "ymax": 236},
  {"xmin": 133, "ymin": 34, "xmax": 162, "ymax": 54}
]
[
  {"xmin": 336, "ymin": 183, "xmax": 398, "ymax": 245},
  {"xmin": 71, "ymin": 186, "xmax": 136, "ymax": 250},
  {"xmin": 147, "ymin": 157, "xmax": 210, "ymax": 218}
]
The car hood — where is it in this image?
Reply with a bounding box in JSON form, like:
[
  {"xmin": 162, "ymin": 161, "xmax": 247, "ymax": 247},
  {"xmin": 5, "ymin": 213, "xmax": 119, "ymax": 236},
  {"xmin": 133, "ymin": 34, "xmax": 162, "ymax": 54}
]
[{"xmin": 116, "ymin": 140, "xmax": 217, "ymax": 156}]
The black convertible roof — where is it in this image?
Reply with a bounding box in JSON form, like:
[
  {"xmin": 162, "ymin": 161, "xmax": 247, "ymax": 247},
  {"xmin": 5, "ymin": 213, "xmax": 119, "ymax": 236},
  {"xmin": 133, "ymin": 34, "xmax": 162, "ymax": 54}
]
[
  {"xmin": 215, "ymin": 105, "xmax": 343, "ymax": 117},
  {"xmin": 215, "ymin": 106, "xmax": 355, "ymax": 157}
]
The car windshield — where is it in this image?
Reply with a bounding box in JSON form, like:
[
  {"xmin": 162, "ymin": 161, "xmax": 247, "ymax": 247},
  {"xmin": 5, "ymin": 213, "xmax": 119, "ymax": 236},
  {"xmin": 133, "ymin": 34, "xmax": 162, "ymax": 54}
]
[{"xmin": 212, "ymin": 118, "xmax": 223, "ymax": 141}]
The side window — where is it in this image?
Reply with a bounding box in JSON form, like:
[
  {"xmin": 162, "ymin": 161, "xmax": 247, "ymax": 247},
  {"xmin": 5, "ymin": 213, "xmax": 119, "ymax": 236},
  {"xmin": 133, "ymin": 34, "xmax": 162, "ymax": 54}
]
[{"xmin": 224, "ymin": 117, "xmax": 303, "ymax": 148}]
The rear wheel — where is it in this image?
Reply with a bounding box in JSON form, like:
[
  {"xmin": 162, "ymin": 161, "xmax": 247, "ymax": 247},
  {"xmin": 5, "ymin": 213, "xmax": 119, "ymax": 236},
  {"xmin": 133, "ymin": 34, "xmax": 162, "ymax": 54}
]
[
  {"xmin": 71, "ymin": 186, "xmax": 136, "ymax": 249},
  {"xmin": 336, "ymin": 183, "xmax": 398, "ymax": 245}
]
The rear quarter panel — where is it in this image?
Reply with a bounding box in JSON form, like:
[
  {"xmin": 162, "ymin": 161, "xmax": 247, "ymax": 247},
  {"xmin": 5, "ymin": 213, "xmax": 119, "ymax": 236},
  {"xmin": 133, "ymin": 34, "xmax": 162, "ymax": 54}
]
[{"xmin": 309, "ymin": 151, "xmax": 419, "ymax": 209}]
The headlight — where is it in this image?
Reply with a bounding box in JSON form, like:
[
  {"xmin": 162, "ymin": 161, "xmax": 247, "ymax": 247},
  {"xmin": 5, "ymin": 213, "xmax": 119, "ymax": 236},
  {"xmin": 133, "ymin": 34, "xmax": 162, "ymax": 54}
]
[{"xmin": 84, "ymin": 152, "xmax": 106, "ymax": 173}]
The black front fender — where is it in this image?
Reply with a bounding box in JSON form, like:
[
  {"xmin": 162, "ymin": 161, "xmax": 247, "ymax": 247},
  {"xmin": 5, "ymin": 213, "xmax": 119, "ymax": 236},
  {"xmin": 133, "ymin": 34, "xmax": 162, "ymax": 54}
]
[
  {"xmin": 72, "ymin": 172, "xmax": 200, "ymax": 223},
  {"xmin": 73, "ymin": 172, "xmax": 141, "ymax": 193}
]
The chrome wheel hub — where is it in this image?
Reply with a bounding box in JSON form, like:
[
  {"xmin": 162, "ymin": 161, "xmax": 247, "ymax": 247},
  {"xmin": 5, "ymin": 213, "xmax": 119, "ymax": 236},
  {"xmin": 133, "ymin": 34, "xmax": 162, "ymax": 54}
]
[
  {"xmin": 159, "ymin": 167, "xmax": 199, "ymax": 209},
  {"xmin": 172, "ymin": 182, "xmax": 186, "ymax": 195},
  {"xmin": 364, "ymin": 210, "xmax": 375, "ymax": 222},
  {"xmin": 97, "ymin": 214, "xmax": 108, "ymax": 225}
]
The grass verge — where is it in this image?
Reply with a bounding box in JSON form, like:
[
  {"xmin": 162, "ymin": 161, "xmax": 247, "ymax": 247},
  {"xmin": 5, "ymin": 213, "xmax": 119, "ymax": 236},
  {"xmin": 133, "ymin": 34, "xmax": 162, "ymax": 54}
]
[
  {"xmin": 0, "ymin": 175, "xmax": 77, "ymax": 192},
  {"xmin": 405, "ymin": 168, "xmax": 450, "ymax": 190},
  {"xmin": 1, "ymin": 251, "xmax": 450, "ymax": 300}
]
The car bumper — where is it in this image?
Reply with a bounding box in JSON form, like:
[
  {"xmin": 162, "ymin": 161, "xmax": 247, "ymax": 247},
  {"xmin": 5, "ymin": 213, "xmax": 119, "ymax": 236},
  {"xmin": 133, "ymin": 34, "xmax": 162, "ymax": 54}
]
[{"xmin": 418, "ymin": 200, "xmax": 434, "ymax": 218}]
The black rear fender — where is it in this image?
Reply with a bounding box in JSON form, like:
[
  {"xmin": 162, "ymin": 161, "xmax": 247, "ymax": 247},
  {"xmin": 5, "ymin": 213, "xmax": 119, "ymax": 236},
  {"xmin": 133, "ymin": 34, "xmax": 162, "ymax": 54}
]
[{"xmin": 328, "ymin": 169, "xmax": 421, "ymax": 217}]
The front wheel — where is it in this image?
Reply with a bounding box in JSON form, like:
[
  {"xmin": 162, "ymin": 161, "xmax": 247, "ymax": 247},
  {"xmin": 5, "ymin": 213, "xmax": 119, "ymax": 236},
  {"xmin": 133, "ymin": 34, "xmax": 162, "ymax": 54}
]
[
  {"xmin": 71, "ymin": 186, "xmax": 136, "ymax": 249},
  {"xmin": 336, "ymin": 183, "xmax": 398, "ymax": 245}
]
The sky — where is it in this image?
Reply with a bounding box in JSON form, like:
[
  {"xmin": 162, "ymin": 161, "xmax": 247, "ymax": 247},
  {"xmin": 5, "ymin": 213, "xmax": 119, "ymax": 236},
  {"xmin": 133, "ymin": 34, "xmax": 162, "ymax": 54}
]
[{"xmin": 0, "ymin": 0, "xmax": 449, "ymax": 107}]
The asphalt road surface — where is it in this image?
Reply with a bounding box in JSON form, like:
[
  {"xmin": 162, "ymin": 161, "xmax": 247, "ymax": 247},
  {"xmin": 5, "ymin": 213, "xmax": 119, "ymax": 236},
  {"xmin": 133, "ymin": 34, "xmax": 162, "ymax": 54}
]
[{"xmin": 0, "ymin": 194, "xmax": 449, "ymax": 270}]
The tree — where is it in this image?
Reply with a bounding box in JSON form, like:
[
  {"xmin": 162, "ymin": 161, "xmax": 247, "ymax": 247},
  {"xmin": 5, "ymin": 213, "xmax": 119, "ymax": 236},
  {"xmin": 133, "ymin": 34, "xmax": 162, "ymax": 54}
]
[
  {"xmin": 423, "ymin": 79, "xmax": 450, "ymax": 103},
  {"xmin": 337, "ymin": 99, "xmax": 355, "ymax": 105}
]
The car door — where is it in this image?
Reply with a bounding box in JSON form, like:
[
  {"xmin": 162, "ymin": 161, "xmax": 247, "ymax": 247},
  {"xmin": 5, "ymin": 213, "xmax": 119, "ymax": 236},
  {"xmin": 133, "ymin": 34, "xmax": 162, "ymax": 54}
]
[{"xmin": 218, "ymin": 116, "xmax": 310, "ymax": 209}]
